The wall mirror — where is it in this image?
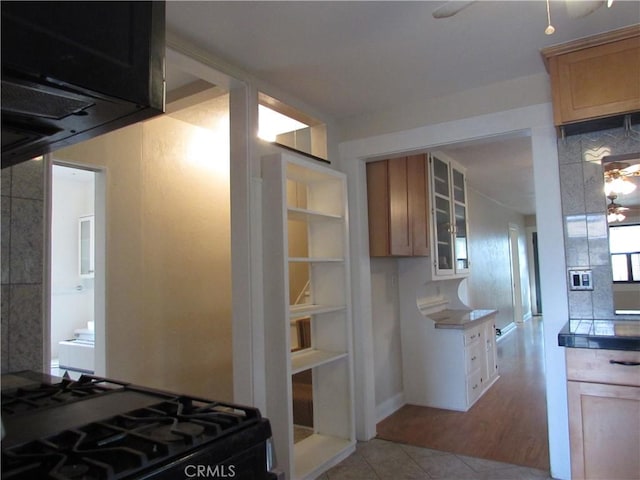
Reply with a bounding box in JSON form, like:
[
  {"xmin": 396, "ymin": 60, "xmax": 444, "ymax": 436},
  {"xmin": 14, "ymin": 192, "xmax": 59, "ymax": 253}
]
[{"xmin": 602, "ymin": 153, "xmax": 640, "ymax": 314}]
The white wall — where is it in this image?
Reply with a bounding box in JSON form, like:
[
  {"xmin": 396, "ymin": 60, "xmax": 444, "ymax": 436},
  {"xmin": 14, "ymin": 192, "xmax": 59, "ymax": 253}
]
[
  {"xmin": 364, "ymin": 181, "xmax": 532, "ymax": 419},
  {"xmin": 50, "ymin": 169, "xmax": 95, "ymax": 359},
  {"xmin": 338, "ymin": 73, "xmax": 550, "ymax": 142},
  {"xmin": 340, "ymin": 104, "xmax": 571, "ymax": 479},
  {"xmin": 54, "ymin": 95, "xmax": 234, "ymax": 402},
  {"xmin": 370, "ymin": 257, "xmax": 404, "ymax": 420},
  {"xmin": 466, "ymin": 188, "xmax": 532, "ymax": 330}
]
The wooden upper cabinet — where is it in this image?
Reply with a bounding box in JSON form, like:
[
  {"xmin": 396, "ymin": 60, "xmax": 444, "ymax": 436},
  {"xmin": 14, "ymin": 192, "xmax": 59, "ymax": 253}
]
[
  {"xmin": 407, "ymin": 155, "xmax": 430, "ymax": 256},
  {"xmin": 542, "ymin": 26, "xmax": 640, "ymax": 126},
  {"xmin": 366, "ymin": 154, "xmax": 429, "ymax": 257}
]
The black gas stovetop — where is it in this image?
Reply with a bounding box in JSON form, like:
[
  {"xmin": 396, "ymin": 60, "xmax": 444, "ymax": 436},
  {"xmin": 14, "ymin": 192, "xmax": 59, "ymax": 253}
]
[{"xmin": 1, "ymin": 372, "xmax": 277, "ymax": 480}]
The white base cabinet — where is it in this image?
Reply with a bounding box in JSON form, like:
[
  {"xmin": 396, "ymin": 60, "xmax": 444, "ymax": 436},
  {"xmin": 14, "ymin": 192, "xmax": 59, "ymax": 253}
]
[
  {"xmin": 402, "ymin": 308, "xmax": 499, "ymax": 411},
  {"xmin": 262, "ymin": 152, "xmax": 355, "ymax": 480}
]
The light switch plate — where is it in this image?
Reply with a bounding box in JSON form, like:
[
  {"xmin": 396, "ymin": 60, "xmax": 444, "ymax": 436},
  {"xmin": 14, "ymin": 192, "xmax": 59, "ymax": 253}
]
[{"xmin": 568, "ymin": 269, "xmax": 593, "ymax": 291}]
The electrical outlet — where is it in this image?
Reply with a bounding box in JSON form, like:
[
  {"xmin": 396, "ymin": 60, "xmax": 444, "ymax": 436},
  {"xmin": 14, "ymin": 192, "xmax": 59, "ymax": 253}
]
[{"xmin": 568, "ymin": 269, "xmax": 593, "ymax": 291}]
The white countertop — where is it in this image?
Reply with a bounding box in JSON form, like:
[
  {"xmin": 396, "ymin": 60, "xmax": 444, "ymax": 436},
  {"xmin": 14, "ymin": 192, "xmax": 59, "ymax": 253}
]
[{"xmin": 431, "ymin": 309, "xmax": 498, "ymax": 330}]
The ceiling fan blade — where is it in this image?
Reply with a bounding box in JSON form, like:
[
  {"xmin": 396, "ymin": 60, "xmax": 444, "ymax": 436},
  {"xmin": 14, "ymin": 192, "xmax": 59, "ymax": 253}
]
[
  {"xmin": 565, "ymin": 0, "xmax": 605, "ymax": 18},
  {"xmin": 622, "ymin": 164, "xmax": 640, "ymax": 175},
  {"xmin": 432, "ymin": 1, "xmax": 477, "ymax": 19}
]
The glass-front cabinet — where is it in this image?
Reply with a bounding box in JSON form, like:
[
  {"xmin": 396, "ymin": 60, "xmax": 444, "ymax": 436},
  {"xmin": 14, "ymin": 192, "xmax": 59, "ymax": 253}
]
[{"xmin": 429, "ymin": 153, "xmax": 470, "ymax": 278}]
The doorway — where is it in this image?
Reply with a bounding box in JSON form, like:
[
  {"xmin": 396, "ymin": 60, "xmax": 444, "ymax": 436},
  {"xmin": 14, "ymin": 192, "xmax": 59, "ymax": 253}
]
[
  {"xmin": 49, "ymin": 163, "xmax": 105, "ymax": 378},
  {"xmin": 532, "ymin": 231, "xmax": 543, "ymax": 314},
  {"xmin": 509, "ymin": 223, "xmax": 524, "ymax": 324}
]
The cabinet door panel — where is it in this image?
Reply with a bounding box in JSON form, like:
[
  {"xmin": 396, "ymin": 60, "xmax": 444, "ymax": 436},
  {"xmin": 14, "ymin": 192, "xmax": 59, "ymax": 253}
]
[
  {"xmin": 366, "ymin": 161, "xmax": 391, "ymax": 256},
  {"xmin": 388, "ymin": 158, "xmax": 412, "ymax": 256},
  {"xmin": 407, "ymin": 154, "xmax": 429, "ymax": 255},
  {"xmin": 551, "ymin": 35, "xmax": 640, "ymax": 124},
  {"xmin": 568, "ymin": 381, "xmax": 640, "ymax": 480},
  {"xmin": 484, "ymin": 323, "xmax": 498, "ymax": 381},
  {"xmin": 566, "ymin": 347, "xmax": 640, "ymax": 386}
]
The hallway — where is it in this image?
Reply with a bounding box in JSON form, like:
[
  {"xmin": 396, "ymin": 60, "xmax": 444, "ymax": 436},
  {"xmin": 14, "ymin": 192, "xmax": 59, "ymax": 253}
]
[{"xmin": 376, "ymin": 318, "xmax": 549, "ymax": 470}]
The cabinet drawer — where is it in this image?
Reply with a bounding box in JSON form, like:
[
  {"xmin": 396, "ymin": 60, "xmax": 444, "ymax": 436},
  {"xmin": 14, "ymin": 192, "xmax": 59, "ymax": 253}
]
[
  {"xmin": 464, "ymin": 325, "xmax": 483, "ymax": 346},
  {"xmin": 566, "ymin": 348, "xmax": 640, "ymax": 387},
  {"xmin": 465, "ymin": 341, "xmax": 483, "ymax": 374},
  {"xmin": 466, "ymin": 369, "xmax": 483, "ymax": 406}
]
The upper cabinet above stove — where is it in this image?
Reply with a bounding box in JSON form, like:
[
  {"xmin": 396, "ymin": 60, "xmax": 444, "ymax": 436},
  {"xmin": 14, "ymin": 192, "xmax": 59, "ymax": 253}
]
[
  {"xmin": 1, "ymin": 1, "xmax": 165, "ymax": 168},
  {"xmin": 541, "ymin": 25, "xmax": 640, "ymax": 134}
]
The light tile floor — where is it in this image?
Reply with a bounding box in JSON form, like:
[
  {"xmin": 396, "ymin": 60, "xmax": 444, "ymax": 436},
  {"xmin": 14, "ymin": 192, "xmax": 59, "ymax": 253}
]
[{"xmin": 317, "ymin": 439, "xmax": 553, "ymax": 480}]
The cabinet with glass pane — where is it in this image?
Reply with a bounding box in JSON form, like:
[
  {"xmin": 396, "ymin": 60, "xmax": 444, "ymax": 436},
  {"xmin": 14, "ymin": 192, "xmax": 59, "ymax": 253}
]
[
  {"xmin": 429, "ymin": 153, "xmax": 470, "ymax": 278},
  {"xmin": 262, "ymin": 151, "xmax": 355, "ymax": 480}
]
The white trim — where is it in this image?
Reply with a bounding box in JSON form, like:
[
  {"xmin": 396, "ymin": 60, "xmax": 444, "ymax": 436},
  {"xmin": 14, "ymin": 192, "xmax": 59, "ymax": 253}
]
[
  {"xmin": 46, "ymin": 159, "xmax": 107, "ymax": 378},
  {"xmin": 43, "ymin": 155, "xmax": 53, "ymax": 374},
  {"xmin": 339, "ymin": 104, "xmax": 548, "ymax": 161},
  {"xmin": 339, "ymin": 102, "xmax": 571, "ymax": 479},
  {"xmin": 165, "ymin": 42, "xmax": 260, "ymax": 409},
  {"xmin": 376, "ymin": 392, "xmax": 406, "ymax": 423},
  {"xmin": 508, "ymin": 222, "xmax": 524, "ymax": 325},
  {"xmin": 496, "ymin": 322, "xmax": 517, "ymax": 342}
]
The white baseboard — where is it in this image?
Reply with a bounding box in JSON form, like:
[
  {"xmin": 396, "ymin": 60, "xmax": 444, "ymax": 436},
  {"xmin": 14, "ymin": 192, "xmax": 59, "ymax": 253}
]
[
  {"xmin": 496, "ymin": 322, "xmax": 517, "ymax": 342},
  {"xmin": 376, "ymin": 392, "xmax": 406, "ymax": 423}
]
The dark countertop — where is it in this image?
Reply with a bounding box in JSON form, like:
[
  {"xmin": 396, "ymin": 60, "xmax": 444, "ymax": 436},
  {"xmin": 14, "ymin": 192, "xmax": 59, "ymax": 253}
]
[
  {"xmin": 1, "ymin": 370, "xmax": 62, "ymax": 391},
  {"xmin": 431, "ymin": 309, "xmax": 498, "ymax": 330},
  {"xmin": 558, "ymin": 319, "xmax": 640, "ymax": 351}
]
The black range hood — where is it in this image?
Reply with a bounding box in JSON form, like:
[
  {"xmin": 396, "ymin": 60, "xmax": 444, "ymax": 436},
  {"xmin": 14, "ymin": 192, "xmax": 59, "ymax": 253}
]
[{"xmin": 1, "ymin": 1, "xmax": 165, "ymax": 168}]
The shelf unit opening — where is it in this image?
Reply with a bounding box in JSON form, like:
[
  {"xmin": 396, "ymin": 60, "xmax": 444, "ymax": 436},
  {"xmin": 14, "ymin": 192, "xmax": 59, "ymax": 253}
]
[{"xmin": 263, "ymin": 152, "xmax": 355, "ymax": 479}]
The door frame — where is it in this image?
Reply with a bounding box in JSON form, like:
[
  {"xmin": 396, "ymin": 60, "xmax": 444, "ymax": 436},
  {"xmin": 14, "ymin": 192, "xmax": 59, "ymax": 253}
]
[
  {"xmin": 508, "ymin": 222, "xmax": 524, "ymax": 324},
  {"xmin": 46, "ymin": 158, "xmax": 107, "ymax": 376}
]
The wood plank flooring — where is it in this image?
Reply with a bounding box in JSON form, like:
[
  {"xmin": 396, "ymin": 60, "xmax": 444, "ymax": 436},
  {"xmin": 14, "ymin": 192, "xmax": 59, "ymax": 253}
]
[{"xmin": 376, "ymin": 317, "xmax": 550, "ymax": 471}]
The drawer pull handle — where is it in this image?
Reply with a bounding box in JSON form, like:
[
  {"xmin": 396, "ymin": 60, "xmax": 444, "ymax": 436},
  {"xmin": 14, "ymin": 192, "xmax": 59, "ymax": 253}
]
[
  {"xmin": 471, "ymin": 356, "xmax": 477, "ymax": 361},
  {"xmin": 609, "ymin": 360, "xmax": 640, "ymax": 367}
]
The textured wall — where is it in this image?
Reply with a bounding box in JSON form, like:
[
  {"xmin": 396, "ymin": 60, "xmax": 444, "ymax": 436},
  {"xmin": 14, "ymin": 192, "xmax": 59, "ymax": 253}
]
[
  {"xmin": 1, "ymin": 158, "xmax": 45, "ymax": 373},
  {"xmin": 466, "ymin": 188, "xmax": 531, "ymax": 330},
  {"xmin": 558, "ymin": 125, "xmax": 640, "ymax": 319},
  {"xmin": 370, "ymin": 257, "xmax": 403, "ymax": 410},
  {"xmin": 55, "ymin": 109, "xmax": 233, "ymax": 401}
]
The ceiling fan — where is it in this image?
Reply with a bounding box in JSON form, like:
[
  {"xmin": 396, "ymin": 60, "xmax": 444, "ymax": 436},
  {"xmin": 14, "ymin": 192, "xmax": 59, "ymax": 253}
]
[
  {"xmin": 607, "ymin": 193, "xmax": 628, "ymax": 221},
  {"xmin": 604, "ymin": 161, "xmax": 640, "ymax": 196},
  {"xmin": 432, "ymin": 1, "xmax": 612, "ymax": 20},
  {"xmin": 606, "ymin": 192, "xmax": 637, "ymax": 222}
]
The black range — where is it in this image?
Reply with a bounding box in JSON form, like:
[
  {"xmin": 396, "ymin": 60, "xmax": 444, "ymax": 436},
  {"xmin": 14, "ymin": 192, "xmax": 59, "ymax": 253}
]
[{"xmin": 1, "ymin": 372, "xmax": 279, "ymax": 479}]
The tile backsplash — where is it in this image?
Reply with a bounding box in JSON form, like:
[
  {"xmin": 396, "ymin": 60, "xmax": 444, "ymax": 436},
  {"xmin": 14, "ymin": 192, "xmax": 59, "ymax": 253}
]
[
  {"xmin": 558, "ymin": 125, "xmax": 640, "ymax": 320},
  {"xmin": 1, "ymin": 157, "xmax": 45, "ymax": 373}
]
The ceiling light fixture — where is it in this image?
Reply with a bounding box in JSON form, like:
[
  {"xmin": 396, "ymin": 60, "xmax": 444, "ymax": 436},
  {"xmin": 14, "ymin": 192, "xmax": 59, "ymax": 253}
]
[
  {"xmin": 545, "ymin": 0, "xmax": 555, "ymax": 35},
  {"xmin": 605, "ymin": 176, "xmax": 637, "ymax": 196},
  {"xmin": 608, "ymin": 211, "xmax": 626, "ymax": 222},
  {"xmin": 603, "ymin": 160, "xmax": 640, "ymax": 195},
  {"xmin": 607, "ymin": 0, "xmax": 615, "ymax": 7}
]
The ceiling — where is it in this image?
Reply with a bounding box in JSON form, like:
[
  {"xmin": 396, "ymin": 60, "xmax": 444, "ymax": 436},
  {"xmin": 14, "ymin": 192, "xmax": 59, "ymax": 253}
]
[{"xmin": 165, "ymin": 1, "xmax": 640, "ymax": 216}]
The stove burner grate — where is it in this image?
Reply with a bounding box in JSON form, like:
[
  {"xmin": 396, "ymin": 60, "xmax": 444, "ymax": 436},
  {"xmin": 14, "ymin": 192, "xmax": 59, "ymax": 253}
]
[
  {"xmin": 2, "ymin": 396, "xmax": 263, "ymax": 479},
  {"xmin": 1, "ymin": 375, "xmax": 126, "ymax": 417}
]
